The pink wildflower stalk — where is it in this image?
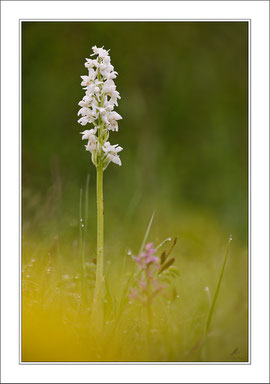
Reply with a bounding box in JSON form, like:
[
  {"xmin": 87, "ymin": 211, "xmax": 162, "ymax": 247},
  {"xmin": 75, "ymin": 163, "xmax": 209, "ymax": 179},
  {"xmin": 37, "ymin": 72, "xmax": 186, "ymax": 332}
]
[{"xmin": 130, "ymin": 242, "xmax": 165, "ymax": 331}]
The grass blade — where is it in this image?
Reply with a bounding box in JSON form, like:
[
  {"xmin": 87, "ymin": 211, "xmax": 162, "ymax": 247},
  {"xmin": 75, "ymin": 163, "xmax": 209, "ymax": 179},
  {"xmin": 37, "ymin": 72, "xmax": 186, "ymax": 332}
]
[
  {"xmin": 205, "ymin": 236, "xmax": 232, "ymax": 335},
  {"xmin": 138, "ymin": 211, "xmax": 155, "ymax": 256},
  {"xmin": 79, "ymin": 188, "xmax": 86, "ymax": 308},
  {"xmin": 84, "ymin": 173, "xmax": 90, "ymax": 229}
]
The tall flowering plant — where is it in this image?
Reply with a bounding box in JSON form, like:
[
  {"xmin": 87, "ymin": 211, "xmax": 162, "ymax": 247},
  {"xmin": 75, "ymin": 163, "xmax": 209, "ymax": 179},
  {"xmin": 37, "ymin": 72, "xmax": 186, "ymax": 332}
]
[{"xmin": 78, "ymin": 46, "xmax": 122, "ymax": 322}]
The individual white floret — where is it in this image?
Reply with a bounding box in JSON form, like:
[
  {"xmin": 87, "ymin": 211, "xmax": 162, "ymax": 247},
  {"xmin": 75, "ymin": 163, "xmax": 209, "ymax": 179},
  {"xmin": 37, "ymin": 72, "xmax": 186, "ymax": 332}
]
[
  {"xmin": 77, "ymin": 107, "xmax": 91, "ymax": 117},
  {"xmin": 84, "ymin": 58, "xmax": 95, "ymax": 69},
  {"xmin": 78, "ymin": 108, "xmax": 97, "ymax": 125},
  {"xmin": 78, "ymin": 95, "xmax": 93, "ymax": 108},
  {"xmin": 103, "ymin": 142, "xmax": 123, "ymax": 166},
  {"xmin": 107, "ymin": 111, "xmax": 122, "ymax": 131},
  {"xmin": 81, "ymin": 70, "xmax": 96, "ymax": 87},
  {"xmin": 80, "ymin": 128, "xmax": 97, "ymax": 140},
  {"xmin": 102, "ymin": 79, "xmax": 116, "ymax": 96},
  {"xmin": 91, "ymin": 45, "xmax": 110, "ymax": 58},
  {"xmin": 81, "ymin": 129, "xmax": 98, "ymax": 153}
]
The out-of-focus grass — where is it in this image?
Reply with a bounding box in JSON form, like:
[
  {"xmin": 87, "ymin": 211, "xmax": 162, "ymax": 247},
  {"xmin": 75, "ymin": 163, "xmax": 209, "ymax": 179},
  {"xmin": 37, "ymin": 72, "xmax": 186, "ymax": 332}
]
[{"xmin": 22, "ymin": 192, "xmax": 248, "ymax": 362}]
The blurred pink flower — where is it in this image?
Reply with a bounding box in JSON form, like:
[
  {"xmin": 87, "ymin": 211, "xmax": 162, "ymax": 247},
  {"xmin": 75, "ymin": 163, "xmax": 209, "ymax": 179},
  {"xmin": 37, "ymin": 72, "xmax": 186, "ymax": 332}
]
[
  {"xmin": 129, "ymin": 242, "xmax": 166, "ymax": 304},
  {"xmin": 131, "ymin": 243, "xmax": 159, "ymax": 270}
]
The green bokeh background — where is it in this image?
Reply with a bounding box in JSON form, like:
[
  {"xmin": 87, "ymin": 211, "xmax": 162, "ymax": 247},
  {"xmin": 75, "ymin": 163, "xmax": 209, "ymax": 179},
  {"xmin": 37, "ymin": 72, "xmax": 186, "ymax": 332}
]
[
  {"xmin": 22, "ymin": 21, "xmax": 248, "ymax": 246},
  {"xmin": 22, "ymin": 22, "xmax": 249, "ymax": 362}
]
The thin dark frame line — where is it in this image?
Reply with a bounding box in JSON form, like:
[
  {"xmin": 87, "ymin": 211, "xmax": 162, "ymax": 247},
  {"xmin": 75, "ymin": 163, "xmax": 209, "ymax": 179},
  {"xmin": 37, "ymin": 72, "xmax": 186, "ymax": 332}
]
[
  {"xmin": 19, "ymin": 20, "xmax": 22, "ymax": 366},
  {"xmin": 248, "ymin": 17, "xmax": 251, "ymax": 366},
  {"xmin": 19, "ymin": 18, "xmax": 251, "ymax": 366},
  {"xmin": 20, "ymin": 18, "xmax": 251, "ymax": 21},
  {"xmin": 2, "ymin": 0, "xmax": 269, "ymax": 3},
  {"xmin": 21, "ymin": 361, "xmax": 249, "ymax": 364}
]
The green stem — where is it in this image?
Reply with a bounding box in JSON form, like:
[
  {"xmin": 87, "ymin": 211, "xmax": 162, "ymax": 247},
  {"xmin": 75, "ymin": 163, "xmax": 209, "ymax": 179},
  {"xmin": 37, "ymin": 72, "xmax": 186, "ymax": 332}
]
[
  {"xmin": 96, "ymin": 161, "xmax": 104, "ymax": 289},
  {"xmin": 92, "ymin": 161, "xmax": 104, "ymax": 326}
]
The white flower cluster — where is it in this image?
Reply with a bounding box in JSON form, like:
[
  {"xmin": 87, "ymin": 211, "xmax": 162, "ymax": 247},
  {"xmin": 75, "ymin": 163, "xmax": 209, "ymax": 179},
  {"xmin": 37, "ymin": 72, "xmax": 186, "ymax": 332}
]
[{"xmin": 78, "ymin": 46, "xmax": 123, "ymax": 168}]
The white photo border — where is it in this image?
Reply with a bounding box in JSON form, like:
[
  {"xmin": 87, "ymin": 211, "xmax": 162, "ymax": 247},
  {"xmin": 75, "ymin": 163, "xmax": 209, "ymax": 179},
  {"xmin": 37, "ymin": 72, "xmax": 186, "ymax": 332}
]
[
  {"xmin": 1, "ymin": 1, "xmax": 269, "ymax": 383},
  {"xmin": 19, "ymin": 17, "xmax": 251, "ymax": 366}
]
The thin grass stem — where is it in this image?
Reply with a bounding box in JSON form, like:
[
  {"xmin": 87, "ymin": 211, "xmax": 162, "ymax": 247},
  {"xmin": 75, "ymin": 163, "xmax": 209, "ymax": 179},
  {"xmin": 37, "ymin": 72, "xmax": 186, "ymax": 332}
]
[
  {"xmin": 85, "ymin": 174, "xmax": 90, "ymax": 230},
  {"xmin": 138, "ymin": 211, "xmax": 155, "ymax": 256},
  {"xmin": 205, "ymin": 236, "xmax": 232, "ymax": 335},
  {"xmin": 79, "ymin": 188, "xmax": 85, "ymax": 307}
]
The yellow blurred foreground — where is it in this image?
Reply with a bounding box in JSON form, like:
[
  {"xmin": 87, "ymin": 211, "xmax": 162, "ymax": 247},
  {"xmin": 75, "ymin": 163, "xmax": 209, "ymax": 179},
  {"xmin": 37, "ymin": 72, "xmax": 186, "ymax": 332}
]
[{"xmin": 22, "ymin": 221, "xmax": 248, "ymax": 362}]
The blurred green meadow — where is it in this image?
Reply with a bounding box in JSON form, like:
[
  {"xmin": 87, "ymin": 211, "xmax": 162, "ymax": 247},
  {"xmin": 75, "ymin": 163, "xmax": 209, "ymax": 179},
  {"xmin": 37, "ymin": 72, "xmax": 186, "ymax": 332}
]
[{"xmin": 22, "ymin": 22, "xmax": 248, "ymax": 362}]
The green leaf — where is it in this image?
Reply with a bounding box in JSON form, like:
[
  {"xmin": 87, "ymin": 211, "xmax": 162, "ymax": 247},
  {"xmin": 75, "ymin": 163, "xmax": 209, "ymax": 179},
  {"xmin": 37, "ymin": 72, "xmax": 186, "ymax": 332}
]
[
  {"xmin": 158, "ymin": 257, "xmax": 175, "ymax": 274},
  {"xmin": 160, "ymin": 251, "xmax": 167, "ymax": 265},
  {"xmin": 166, "ymin": 237, "xmax": 177, "ymax": 258}
]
